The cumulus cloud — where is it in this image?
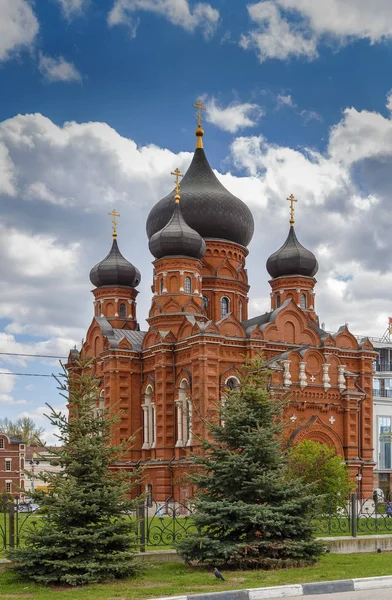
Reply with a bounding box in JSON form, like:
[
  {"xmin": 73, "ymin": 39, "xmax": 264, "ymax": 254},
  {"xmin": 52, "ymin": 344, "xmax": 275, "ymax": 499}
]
[
  {"xmin": 204, "ymin": 97, "xmax": 264, "ymax": 133},
  {"xmin": 0, "ymin": 0, "xmax": 39, "ymax": 62},
  {"xmin": 276, "ymin": 94, "xmax": 296, "ymax": 109},
  {"xmin": 241, "ymin": 0, "xmax": 392, "ymax": 63},
  {"xmin": 108, "ymin": 0, "xmax": 220, "ymax": 39},
  {"xmin": 240, "ymin": 1, "xmax": 317, "ymax": 63},
  {"xmin": 38, "ymin": 53, "xmax": 82, "ymax": 83},
  {"xmin": 56, "ymin": 0, "xmax": 89, "ymax": 20}
]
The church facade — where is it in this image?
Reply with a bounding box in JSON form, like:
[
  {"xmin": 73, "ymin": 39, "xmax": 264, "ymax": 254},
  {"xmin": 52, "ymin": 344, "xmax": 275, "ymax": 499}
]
[{"xmin": 69, "ymin": 111, "xmax": 376, "ymax": 501}]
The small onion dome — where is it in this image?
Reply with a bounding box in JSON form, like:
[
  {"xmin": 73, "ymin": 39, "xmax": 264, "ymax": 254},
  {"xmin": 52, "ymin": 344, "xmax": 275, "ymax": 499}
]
[
  {"xmin": 90, "ymin": 239, "xmax": 141, "ymax": 288},
  {"xmin": 266, "ymin": 225, "xmax": 318, "ymax": 279},
  {"xmin": 149, "ymin": 202, "xmax": 206, "ymax": 260},
  {"xmin": 146, "ymin": 148, "xmax": 254, "ymax": 248}
]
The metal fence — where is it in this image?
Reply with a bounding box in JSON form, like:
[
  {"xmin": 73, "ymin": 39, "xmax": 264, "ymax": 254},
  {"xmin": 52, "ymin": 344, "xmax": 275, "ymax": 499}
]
[
  {"xmin": 3, "ymin": 493, "xmax": 392, "ymax": 554},
  {"xmin": 313, "ymin": 493, "xmax": 392, "ymax": 537},
  {"xmin": 0, "ymin": 495, "xmax": 196, "ymax": 554}
]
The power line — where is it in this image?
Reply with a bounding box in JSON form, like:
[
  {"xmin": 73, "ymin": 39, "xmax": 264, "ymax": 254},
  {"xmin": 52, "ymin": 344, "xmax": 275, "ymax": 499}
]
[
  {"xmin": 0, "ymin": 352, "xmax": 67, "ymax": 359},
  {"xmin": 0, "ymin": 372, "xmax": 53, "ymax": 378}
]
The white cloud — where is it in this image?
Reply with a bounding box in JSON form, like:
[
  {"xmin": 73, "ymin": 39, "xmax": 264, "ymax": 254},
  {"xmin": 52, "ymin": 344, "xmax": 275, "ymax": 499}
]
[
  {"xmin": 276, "ymin": 94, "xmax": 296, "ymax": 108},
  {"xmin": 0, "ymin": 0, "xmax": 39, "ymax": 62},
  {"xmin": 0, "ymin": 369, "xmax": 28, "ymax": 405},
  {"xmin": 387, "ymin": 91, "xmax": 392, "ymax": 113},
  {"xmin": 204, "ymin": 97, "xmax": 264, "ymax": 133},
  {"xmin": 241, "ymin": 0, "xmax": 392, "ymax": 63},
  {"xmin": 38, "ymin": 53, "xmax": 82, "ymax": 83},
  {"xmin": 240, "ymin": 1, "xmax": 317, "ymax": 62},
  {"xmin": 108, "ymin": 0, "xmax": 220, "ymax": 39},
  {"xmin": 57, "ymin": 0, "xmax": 89, "ymax": 20}
]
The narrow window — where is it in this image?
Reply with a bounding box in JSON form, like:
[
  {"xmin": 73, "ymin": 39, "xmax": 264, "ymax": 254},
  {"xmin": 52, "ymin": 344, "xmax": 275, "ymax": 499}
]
[
  {"xmin": 5, "ymin": 460, "xmax": 11, "ymax": 471},
  {"xmin": 239, "ymin": 300, "xmax": 243, "ymax": 322},
  {"xmin": 0, "ymin": 439, "xmax": 4, "ymax": 449},
  {"xmin": 160, "ymin": 278, "xmax": 164, "ymax": 294},
  {"xmin": 276, "ymin": 295, "xmax": 281, "ymax": 308},
  {"xmin": 119, "ymin": 303, "xmax": 126, "ymax": 318},
  {"xmin": 5, "ymin": 482, "xmax": 11, "ymax": 493},
  {"xmin": 99, "ymin": 389, "xmax": 105, "ymax": 412},
  {"xmin": 184, "ymin": 276, "xmax": 192, "ymax": 294},
  {"xmin": 300, "ymin": 294, "xmax": 307, "ymax": 309},
  {"xmin": 220, "ymin": 297, "xmax": 229, "ymax": 319},
  {"xmin": 20, "ymin": 458, "xmax": 25, "ymax": 471},
  {"xmin": 202, "ymin": 295, "xmax": 209, "ymax": 317}
]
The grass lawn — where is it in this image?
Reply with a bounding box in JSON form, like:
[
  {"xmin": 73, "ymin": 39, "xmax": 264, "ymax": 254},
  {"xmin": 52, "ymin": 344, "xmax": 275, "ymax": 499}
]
[{"xmin": 1, "ymin": 553, "xmax": 392, "ymax": 600}]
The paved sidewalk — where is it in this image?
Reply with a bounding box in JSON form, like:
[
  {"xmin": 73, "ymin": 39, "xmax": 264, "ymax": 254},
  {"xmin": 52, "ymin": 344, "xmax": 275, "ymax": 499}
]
[{"xmin": 148, "ymin": 574, "xmax": 392, "ymax": 600}]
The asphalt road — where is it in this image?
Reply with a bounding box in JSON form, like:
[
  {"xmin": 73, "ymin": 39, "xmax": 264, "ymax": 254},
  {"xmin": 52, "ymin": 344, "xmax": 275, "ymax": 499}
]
[{"xmin": 285, "ymin": 589, "xmax": 392, "ymax": 600}]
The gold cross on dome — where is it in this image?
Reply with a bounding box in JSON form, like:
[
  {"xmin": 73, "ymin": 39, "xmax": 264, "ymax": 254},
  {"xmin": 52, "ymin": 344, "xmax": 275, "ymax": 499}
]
[
  {"xmin": 171, "ymin": 168, "xmax": 184, "ymax": 203},
  {"xmin": 286, "ymin": 194, "xmax": 297, "ymax": 226},
  {"xmin": 193, "ymin": 99, "xmax": 206, "ymax": 129},
  {"xmin": 108, "ymin": 209, "xmax": 120, "ymax": 239}
]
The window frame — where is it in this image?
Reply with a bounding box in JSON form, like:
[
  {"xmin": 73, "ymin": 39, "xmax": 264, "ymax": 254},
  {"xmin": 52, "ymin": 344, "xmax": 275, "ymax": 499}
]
[
  {"xmin": 220, "ymin": 296, "xmax": 229, "ymax": 319},
  {"xmin": 184, "ymin": 276, "xmax": 192, "ymax": 294}
]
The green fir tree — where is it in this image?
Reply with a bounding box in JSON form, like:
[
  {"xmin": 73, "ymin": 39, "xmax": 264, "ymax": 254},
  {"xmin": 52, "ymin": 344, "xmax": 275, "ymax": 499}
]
[
  {"xmin": 176, "ymin": 358, "xmax": 324, "ymax": 569},
  {"xmin": 9, "ymin": 358, "xmax": 142, "ymax": 585}
]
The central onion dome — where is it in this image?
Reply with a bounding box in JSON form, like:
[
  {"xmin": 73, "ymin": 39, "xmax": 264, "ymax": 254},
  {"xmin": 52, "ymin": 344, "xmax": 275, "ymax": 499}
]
[
  {"xmin": 149, "ymin": 181, "xmax": 206, "ymax": 259},
  {"xmin": 266, "ymin": 225, "xmax": 318, "ymax": 279},
  {"xmin": 146, "ymin": 137, "xmax": 254, "ymax": 248},
  {"xmin": 90, "ymin": 238, "xmax": 141, "ymax": 288}
]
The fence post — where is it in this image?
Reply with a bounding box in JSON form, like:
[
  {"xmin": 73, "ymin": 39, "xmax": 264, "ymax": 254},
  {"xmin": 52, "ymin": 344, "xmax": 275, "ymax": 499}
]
[
  {"xmin": 351, "ymin": 493, "xmax": 357, "ymax": 538},
  {"xmin": 139, "ymin": 499, "xmax": 146, "ymax": 553},
  {"xmin": 8, "ymin": 501, "xmax": 15, "ymax": 549}
]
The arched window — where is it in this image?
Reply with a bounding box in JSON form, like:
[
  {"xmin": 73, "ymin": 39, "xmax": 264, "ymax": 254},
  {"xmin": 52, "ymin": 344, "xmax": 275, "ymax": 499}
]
[
  {"xmin": 160, "ymin": 278, "xmax": 164, "ymax": 294},
  {"xmin": 176, "ymin": 379, "xmax": 192, "ymax": 447},
  {"xmin": 300, "ymin": 293, "xmax": 307, "ymax": 309},
  {"xmin": 184, "ymin": 276, "xmax": 192, "ymax": 294},
  {"xmin": 202, "ymin": 295, "xmax": 209, "ymax": 317},
  {"xmin": 142, "ymin": 385, "xmax": 156, "ymax": 450},
  {"xmin": 239, "ymin": 300, "xmax": 243, "ymax": 322},
  {"xmin": 226, "ymin": 377, "xmax": 240, "ymax": 390},
  {"xmin": 119, "ymin": 303, "xmax": 126, "ymax": 318},
  {"xmin": 220, "ymin": 296, "xmax": 229, "ymax": 319},
  {"xmin": 276, "ymin": 295, "xmax": 281, "ymax": 308}
]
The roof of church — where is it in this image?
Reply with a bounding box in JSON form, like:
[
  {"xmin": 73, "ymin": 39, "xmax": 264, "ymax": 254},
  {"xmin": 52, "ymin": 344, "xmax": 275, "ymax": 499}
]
[
  {"xmin": 90, "ymin": 238, "xmax": 141, "ymax": 289},
  {"xmin": 146, "ymin": 147, "xmax": 254, "ymax": 248},
  {"xmin": 95, "ymin": 317, "xmax": 146, "ymax": 351},
  {"xmin": 266, "ymin": 225, "xmax": 318, "ymax": 279},
  {"xmin": 149, "ymin": 202, "xmax": 206, "ymax": 259}
]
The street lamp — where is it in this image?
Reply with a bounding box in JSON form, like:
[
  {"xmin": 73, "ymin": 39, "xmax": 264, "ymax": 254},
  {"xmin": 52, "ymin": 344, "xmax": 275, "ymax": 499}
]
[
  {"xmin": 29, "ymin": 454, "xmax": 40, "ymax": 495},
  {"xmin": 355, "ymin": 472, "xmax": 362, "ymax": 498}
]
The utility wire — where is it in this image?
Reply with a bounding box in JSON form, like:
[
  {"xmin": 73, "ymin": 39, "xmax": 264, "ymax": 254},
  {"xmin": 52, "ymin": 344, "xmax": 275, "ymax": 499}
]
[
  {"xmin": 0, "ymin": 372, "xmax": 53, "ymax": 378},
  {"xmin": 0, "ymin": 352, "xmax": 67, "ymax": 359}
]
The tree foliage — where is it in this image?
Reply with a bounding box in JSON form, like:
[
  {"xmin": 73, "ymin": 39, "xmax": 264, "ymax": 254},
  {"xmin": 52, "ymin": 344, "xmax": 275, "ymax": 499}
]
[
  {"xmin": 0, "ymin": 416, "xmax": 45, "ymax": 445},
  {"xmin": 9, "ymin": 358, "xmax": 142, "ymax": 586},
  {"xmin": 176, "ymin": 358, "xmax": 324, "ymax": 569},
  {"xmin": 287, "ymin": 440, "xmax": 354, "ymax": 511}
]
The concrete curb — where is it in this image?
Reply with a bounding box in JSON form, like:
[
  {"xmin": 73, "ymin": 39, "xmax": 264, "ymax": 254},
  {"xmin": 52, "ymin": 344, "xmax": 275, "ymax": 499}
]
[{"xmin": 148, "ymin": 575, "xmax": 392, "ymax": 600}]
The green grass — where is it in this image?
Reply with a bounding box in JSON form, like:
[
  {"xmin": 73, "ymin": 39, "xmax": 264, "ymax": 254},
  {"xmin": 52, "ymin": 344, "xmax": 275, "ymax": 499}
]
[{"xmin": 1, "ymin": 553, "xmax": 392, "ymax": 600}]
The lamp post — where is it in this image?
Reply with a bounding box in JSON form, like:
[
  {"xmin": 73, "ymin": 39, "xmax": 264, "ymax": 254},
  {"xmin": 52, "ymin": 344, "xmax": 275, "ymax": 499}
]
[
  {"xmin": 355, "ymin": 472, "xmax": 362, "ymax": 499},
  {"xmin": 29, "ymin": 453, "xmax": 40, "ymax": 495}
]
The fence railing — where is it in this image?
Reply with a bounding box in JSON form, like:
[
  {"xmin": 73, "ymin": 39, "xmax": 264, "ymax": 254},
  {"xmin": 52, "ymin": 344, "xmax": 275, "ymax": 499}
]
[
  {"xmin": 0, "ymin": 495, "xmax": 196, "ymax": 554},
  {"xmin": 3, "ymin": 493, "xmax": 392, "ymax": 553}
]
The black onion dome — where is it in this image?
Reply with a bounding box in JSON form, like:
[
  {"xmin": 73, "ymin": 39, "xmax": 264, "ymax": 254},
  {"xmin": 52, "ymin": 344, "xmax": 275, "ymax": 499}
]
[
  {"xmin": 90, "ymin": 238, "xmax": 141, "ymax": 288},
  {"xmin": 266, "ymin": 226, "xmax": 318, "ymax": 279},
  {"xmin": 149, "ymin": 202, "xmax": 206, "ymax": 259},
  {"xmin": 146, "ymin": 148, "xmax": 254, "ymax": 247}
]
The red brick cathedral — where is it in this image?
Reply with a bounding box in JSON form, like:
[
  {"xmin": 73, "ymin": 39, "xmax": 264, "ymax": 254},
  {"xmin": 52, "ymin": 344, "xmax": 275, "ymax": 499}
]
[{"xmin": 69, "ymin": 112, "xmax": 376, "ymax": 500}]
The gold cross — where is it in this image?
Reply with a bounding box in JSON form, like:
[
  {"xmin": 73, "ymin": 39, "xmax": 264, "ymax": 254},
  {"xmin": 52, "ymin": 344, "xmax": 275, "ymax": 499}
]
[
  {"xmin": 171, "ymin": 168, "xmax": 184, "ymax": 204},
  {"xmin": 193, "ymin": 99, "xmax": 206, "ymax": 129},
  {"xmin": 108, "ymin": 209, "xmax": 120, "ymax": 239},
  {"xmin": 286, "ymin": 194, "xmax": 297, "ymax": 226}
]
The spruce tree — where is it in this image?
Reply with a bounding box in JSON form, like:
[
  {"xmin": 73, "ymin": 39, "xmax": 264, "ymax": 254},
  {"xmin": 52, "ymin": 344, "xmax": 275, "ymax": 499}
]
[
  {"xmin": 9, "ymin": 359, "xmax": 142, "ymax": 585},
  {"xmin": 176, "ymin": 358, "xmax": 324, "ymax": 569}
]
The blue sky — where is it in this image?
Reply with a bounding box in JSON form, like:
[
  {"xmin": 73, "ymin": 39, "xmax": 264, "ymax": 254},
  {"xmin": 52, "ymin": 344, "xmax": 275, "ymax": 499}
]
[{"xmin": 2, "ymin": 0, "xmax": 392, "ymax": 440}]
